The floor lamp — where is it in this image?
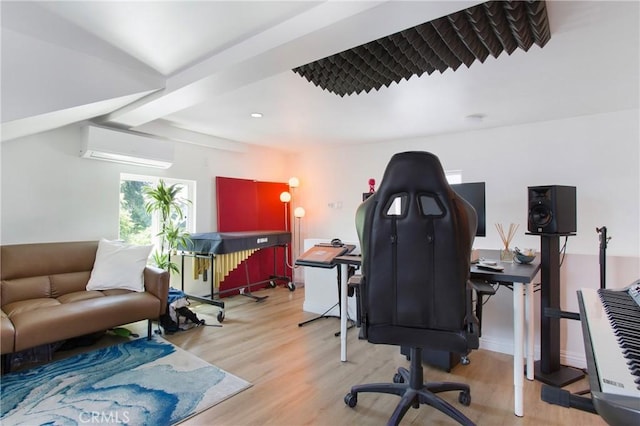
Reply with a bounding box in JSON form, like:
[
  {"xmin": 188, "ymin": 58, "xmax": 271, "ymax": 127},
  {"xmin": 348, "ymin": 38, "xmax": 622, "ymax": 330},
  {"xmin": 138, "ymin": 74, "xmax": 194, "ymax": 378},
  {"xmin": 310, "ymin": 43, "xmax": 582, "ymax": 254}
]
[
  {"xmin": 280, "ymin": 191, "xmax": 291, "ymax": 232},
  {"xmin": 280, "ymin": 178, "xmax": 305, "ymax": 282},
  {"xmin": 293, "ymin": 207, "xmax": 306, "ymax": 260}
]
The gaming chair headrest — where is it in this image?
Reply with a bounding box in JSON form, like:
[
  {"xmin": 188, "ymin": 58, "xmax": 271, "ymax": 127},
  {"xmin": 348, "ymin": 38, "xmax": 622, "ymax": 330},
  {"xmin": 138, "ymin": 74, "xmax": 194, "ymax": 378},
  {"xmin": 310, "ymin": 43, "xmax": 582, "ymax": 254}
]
[
  {"xmin": 355, "ymin": 151, "xmax": 473, "ymax": 271},
  {"xmin": 377, "ymin": 151, "xmax": 450, "ymax": 197}
]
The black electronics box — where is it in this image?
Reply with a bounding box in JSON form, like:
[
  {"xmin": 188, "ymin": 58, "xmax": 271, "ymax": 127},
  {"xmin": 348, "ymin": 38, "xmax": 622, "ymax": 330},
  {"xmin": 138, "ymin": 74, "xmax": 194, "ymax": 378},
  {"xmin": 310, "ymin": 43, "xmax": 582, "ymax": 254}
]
[{"xmin": 400, "ymin": 347, "xmax": 460, "ymax": 372}]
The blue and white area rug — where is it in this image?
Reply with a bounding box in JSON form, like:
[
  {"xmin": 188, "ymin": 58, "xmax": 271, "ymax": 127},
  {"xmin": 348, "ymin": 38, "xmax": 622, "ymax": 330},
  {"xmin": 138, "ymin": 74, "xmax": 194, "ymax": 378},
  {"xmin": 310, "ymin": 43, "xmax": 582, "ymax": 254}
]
[{"xmin": 1, "ymin": 337, "xmax": 251, "ymax": 425}]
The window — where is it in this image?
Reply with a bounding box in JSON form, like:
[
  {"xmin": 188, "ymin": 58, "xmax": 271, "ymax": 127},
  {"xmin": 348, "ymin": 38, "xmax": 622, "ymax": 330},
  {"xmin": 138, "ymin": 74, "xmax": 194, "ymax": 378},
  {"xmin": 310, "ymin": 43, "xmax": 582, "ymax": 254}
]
[{"xmin": 119, "ymin": 174, "xmax": 196, "ymax": 247}]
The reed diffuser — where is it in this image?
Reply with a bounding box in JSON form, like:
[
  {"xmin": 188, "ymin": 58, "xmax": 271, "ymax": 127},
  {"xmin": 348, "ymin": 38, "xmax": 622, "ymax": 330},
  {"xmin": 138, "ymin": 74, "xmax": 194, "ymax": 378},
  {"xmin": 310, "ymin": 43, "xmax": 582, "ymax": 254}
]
[{"xmin": 496, "ymin": 223, "xmax": 519, "ymax": 262}]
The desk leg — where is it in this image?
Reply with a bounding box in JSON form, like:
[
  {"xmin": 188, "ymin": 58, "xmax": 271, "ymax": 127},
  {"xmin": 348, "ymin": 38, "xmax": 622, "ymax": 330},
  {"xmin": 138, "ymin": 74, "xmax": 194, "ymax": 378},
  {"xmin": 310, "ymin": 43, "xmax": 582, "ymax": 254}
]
[
  {"xmin": 513, "ymin": 282, "xmax": 524, "ymax": 417},
  {"xmin": 340, "ymin": 264, "xmax": 348, "ymax": 362},
  {"xmin": 525, "ymin": 282, "xmax": 534, "ymax": 381}
]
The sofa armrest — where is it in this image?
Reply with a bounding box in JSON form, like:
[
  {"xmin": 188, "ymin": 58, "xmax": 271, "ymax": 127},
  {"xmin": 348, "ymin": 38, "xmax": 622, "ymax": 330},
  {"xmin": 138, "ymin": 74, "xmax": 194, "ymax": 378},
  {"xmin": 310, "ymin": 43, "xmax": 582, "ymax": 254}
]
[
  {"xmin": 1, "ymin": 308, "xmax": 15, "ymax": 355},
  {"xmin": 143, "ymin": 266, "xmax": 170, "ymax": 317}
]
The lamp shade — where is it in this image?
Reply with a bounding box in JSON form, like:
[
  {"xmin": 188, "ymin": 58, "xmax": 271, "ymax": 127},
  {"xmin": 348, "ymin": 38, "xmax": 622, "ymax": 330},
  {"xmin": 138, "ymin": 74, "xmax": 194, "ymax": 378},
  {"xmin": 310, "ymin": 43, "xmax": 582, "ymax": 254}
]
[
  {"xmin": 294, "ymin": 207, "xmax": 306, "ymax": 218},
  {"xmin": 288, "ymin": 177, "xmax": 300, "ymax": 188},
  {"xmin": 280, "ymin": 191, "xmax": 291, "ymax": 203}
]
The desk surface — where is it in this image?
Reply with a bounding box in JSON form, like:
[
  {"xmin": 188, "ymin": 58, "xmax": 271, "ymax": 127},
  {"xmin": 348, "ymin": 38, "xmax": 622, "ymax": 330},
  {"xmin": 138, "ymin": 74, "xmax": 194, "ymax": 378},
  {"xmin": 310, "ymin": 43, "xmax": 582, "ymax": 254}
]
[
  {"xmin": 335, "ymin": 250, "xmax": 540, "ymax": 283},
  {"xmin": 471, "ymin": 249, "xmax": 541, "ymax": 283},
  {"xmin": 296, "ymin": 245, "xmax": 356, "ymax": 269}
]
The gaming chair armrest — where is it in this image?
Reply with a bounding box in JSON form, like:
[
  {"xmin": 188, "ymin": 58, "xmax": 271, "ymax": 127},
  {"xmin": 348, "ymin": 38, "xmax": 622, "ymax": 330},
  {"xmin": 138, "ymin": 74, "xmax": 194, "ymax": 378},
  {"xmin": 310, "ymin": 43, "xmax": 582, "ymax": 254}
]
[
  {"xmin": 348, "ymin": 274, "xmax": 367, "ymax": 339},
  {"xmin": 347, "ymin": 274, "xmax": 363, "ymax": 286},
  {"xmin": 465, "ymin": 280, "xmax": 481, "ymax": 346}
]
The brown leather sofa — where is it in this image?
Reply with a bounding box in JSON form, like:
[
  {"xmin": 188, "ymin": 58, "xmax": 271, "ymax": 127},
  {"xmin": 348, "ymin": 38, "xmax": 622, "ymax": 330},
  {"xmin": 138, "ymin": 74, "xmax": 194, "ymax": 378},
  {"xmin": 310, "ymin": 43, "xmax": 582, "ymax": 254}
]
[{"xmin": 1, "ymin": 241, "xmax": 170, "ymax": 372}]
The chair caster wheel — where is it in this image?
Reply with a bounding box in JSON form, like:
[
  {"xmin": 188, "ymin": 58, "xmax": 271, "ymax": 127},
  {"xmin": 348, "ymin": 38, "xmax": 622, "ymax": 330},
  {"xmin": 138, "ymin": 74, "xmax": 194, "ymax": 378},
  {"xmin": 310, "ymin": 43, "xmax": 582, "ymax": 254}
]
[
  {"xmin": 393, "ymin": 373, "xmax": 404, "ymax": 383},
  {"xmin": 460, "ymin": 355, "xmax": 470, "ymax": 365},
  {"xmin": 344, "ymin": 392, "xmax": 357, "ymax": 408},
  {"xmin": 268, "ymin": 280, "xmax": 277, "ymax": 288},
  {"xmin": 217, "ymin": 310, "xmax": 225, "ymax": 323},
  {"xmin": 459, "ymin": 390, "xmax": 471, "ymax": 406},
  {"xmin": 287, "ymin": 282, "xmax": 296, "ymax": 291}
]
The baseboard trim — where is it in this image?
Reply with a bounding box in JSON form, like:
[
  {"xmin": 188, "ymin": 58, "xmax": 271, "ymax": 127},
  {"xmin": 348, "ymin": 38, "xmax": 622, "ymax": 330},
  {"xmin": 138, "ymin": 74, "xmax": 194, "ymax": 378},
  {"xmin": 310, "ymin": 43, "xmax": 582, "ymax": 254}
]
[{"xmin": 479, "ymin": 337, "xmax": 586, "ymax": 369}]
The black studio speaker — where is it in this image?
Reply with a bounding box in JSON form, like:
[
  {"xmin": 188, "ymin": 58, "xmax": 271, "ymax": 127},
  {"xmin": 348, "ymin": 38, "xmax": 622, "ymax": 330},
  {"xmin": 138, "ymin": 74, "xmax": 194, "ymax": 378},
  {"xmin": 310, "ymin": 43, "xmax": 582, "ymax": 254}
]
[{"xmin": 527, "ymin": 185, "xmax": 577, "ymax": 234}]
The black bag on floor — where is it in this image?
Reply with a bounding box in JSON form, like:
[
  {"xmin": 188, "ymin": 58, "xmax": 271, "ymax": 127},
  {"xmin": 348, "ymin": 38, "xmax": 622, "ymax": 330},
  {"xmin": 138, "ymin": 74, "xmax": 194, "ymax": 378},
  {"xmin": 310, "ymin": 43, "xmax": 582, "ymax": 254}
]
[
  {"xmin": 159, "ymin": 312, "xmax": 180, "ymax": 333},
  {"xmin": 175, "ymin": 306, "xmax": 204, "ymax": 326},
  {"xmin": 160, "ymin": 287, "xmax": 205, "ymax": 333}
]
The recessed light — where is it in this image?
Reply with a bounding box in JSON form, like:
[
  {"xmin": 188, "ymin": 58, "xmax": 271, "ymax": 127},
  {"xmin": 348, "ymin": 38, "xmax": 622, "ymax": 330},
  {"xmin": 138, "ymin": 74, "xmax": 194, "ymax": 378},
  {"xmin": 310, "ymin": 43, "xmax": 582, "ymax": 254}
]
[{"xmin": 251, "ymin": 112, "xmax": 263, "ymax": 118}]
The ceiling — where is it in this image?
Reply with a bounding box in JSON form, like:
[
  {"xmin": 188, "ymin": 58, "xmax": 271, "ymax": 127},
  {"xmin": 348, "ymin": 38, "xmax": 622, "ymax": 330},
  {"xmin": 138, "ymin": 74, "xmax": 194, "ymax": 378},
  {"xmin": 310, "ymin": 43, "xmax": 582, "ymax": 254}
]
[{"xmin": 1, "ymin": 1, "xmax": 638, "ymax": 153}]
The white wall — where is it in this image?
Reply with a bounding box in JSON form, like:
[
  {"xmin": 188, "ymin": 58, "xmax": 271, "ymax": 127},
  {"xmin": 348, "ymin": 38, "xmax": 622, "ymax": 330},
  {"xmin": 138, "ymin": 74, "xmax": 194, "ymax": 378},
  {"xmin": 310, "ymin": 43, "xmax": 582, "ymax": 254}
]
[
  {"xmin": 0, "ymin": 123, "xmax": 290, "ymax": 244},
  {"xmin": 295, "ymin": 109, "xmax": 640, "ymax": 367},
  {"xmin": 296, "ymin": 110, "xmax": 639, "ymax": 258}
]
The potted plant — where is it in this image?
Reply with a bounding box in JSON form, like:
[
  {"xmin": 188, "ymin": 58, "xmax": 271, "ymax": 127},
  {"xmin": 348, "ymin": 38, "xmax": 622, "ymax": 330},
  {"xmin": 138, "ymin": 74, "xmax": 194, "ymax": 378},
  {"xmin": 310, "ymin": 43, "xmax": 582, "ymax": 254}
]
[{"xmin": 143, "ymin": 180, "xmax": 192, "ymax": 274}]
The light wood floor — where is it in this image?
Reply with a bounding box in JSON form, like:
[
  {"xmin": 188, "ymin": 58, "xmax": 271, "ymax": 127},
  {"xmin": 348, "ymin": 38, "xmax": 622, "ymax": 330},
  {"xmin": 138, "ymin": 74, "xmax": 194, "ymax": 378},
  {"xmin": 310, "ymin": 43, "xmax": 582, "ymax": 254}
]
[{"xmin": 54, "ymin": 286, "xmax": 606, "ymax": 425}]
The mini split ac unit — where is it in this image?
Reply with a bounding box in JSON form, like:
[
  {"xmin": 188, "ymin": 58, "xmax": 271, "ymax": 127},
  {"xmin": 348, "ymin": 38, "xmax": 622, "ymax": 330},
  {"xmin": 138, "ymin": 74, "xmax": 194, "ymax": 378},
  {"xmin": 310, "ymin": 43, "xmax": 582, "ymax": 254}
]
[{"xmin": 81, "ymin": 125, "xmax": 174, "ymax": 169}]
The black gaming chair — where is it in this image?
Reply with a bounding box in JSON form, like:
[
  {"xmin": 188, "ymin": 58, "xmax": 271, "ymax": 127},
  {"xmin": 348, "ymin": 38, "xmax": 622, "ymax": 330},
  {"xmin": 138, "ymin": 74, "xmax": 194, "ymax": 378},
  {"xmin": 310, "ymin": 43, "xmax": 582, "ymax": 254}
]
[{"xmin": 344, "ymin": 151, "xmax": 480, "ymax": 426}]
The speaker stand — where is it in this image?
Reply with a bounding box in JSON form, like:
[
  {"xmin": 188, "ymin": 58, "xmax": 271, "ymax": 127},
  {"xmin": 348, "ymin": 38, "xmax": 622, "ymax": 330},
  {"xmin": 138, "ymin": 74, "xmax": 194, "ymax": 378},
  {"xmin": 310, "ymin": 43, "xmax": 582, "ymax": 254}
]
[
  {"xmin": 533, "ymin": 361, "xmax": 584, "ymax": 387},
  {"xmin": 533, "ymin": 233, "xmax": 584, "ymax": 387}
]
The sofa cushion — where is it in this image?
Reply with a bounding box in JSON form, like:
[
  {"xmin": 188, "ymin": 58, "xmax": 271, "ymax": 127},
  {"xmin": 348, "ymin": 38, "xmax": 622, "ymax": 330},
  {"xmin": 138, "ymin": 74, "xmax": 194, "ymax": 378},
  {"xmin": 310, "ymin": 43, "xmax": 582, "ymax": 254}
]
[
  {"xmin": 101, "ymin": 288, "xmax": 136, "ymax": 297},
  {"xmin": 3, "ymin": 298, "xmax": 60, "ymax": 317},
  {"xmin": 56, "ymin": 290, "xmax": 105, "ymax": 304},
  {"xmin": 0, "ymin": 241, "xmax": 98, "ymax": 281},
  {"xmin": 50, "ymin": 272, "xmax": 92, "ymax": 297},
  {"xmin": 86, "ymin": 239, "xmax": 152, "ymax": 293},
  {"xmin": 1, "ymin": 276, "xmax": 51, "ymax": 306},
  {"xmin": 11, "ymin": 292, "xmax": 161, "ymax": 351}
]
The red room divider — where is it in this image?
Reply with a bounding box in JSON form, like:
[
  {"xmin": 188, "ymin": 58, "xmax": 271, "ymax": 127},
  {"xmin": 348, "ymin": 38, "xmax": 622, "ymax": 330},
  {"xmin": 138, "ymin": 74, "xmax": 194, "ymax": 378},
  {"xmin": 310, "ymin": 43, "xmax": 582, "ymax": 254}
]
[{"xmin": 215, "ymin": 177, "xmax": 290, "ymax": 296}]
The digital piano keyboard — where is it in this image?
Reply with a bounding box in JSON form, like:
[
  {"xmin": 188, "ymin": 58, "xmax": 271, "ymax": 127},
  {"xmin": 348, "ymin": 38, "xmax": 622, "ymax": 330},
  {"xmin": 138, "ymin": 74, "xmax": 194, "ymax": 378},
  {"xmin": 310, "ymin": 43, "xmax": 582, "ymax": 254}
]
[{"xmin": 577, "ymin": 280, "xmax": 640, "ymax": 425}]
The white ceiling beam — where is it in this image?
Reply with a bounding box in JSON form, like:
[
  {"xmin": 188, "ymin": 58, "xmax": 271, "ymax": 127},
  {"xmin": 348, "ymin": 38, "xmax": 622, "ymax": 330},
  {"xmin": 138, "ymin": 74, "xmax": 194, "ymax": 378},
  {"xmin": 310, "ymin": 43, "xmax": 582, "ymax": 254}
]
[
  {"xmin": 1, "ymin": 90, "xmax": 157, "ymax": 143},
  {"xmin": 134, "ymin": 119, "xmax": 249, "ymax": 153}
]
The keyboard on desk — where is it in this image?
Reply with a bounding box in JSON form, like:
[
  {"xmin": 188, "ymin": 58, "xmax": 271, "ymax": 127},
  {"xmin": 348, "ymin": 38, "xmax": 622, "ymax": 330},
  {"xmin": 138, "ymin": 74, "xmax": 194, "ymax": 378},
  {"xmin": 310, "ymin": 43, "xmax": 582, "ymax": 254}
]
[{"xmin": 578, "ymin": 281, "xmax": 640, "ymax": 426}]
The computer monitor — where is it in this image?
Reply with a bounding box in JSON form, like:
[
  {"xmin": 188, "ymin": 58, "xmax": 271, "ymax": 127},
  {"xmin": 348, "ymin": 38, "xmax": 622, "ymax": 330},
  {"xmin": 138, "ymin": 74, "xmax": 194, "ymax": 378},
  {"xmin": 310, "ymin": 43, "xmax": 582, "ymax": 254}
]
[{"xmin": 451, "ymin": 182, "xmax": 486, "ymax": 237}]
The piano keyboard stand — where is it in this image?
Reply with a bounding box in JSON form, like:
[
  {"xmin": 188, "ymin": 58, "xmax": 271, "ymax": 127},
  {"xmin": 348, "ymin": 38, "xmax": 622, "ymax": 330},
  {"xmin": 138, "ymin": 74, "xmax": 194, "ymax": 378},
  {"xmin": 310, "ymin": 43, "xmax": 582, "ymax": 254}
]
[
  {"xmin": 541, "ymin": 381, "xmax": 596, "ymax": 414},
  {"xmin": 544, "ymin": 228, "xmax": 640, "ymax": 423},
  {"xmin": 576, "ymin": 283, "xmax": 640, "ymax": 424}
]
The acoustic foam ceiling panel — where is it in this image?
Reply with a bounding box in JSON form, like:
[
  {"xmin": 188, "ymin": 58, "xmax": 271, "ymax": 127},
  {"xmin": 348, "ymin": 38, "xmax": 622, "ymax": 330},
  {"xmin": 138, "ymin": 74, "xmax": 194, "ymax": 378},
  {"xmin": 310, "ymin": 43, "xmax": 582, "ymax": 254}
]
[{"xmin": 292, "ymin": 0, "xmax": 550, "ymax": 96}]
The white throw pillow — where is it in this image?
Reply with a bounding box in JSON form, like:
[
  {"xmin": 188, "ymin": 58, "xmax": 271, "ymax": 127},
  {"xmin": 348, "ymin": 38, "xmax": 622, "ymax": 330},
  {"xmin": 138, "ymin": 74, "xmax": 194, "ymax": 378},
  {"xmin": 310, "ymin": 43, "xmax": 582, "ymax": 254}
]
[{"xmin": 87, "ymin": 239, "xmax": 153, "ymax": 292}]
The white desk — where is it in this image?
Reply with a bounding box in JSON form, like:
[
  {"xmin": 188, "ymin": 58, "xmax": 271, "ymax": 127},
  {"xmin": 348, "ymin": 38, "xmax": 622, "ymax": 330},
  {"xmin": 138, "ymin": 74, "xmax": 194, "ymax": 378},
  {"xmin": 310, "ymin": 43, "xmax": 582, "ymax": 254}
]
[{"xmin": 335, "ymin": 250, "xmax": 541, "ymax": 418}]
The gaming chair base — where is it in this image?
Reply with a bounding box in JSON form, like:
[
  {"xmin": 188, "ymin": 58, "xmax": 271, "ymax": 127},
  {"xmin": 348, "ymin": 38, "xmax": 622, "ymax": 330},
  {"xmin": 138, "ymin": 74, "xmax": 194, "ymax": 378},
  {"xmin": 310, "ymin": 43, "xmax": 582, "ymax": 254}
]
[{"xmin": 345, "ymin": 347, "xmax": 475, "ymax": 426}]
